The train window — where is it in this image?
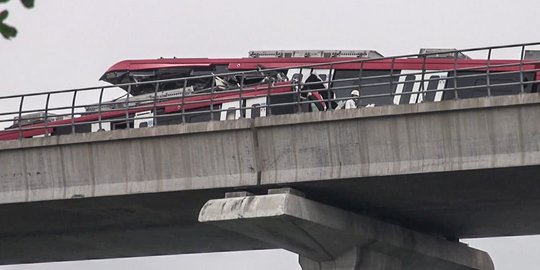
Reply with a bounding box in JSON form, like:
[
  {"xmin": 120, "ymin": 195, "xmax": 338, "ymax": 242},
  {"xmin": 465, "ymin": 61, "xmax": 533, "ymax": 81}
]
[
  {"xmin": 443, "ymin": 71, "xmax": 536, "ymax": 100},
  {"xmin": 111, "ymin": 121, "xmax": 134, "ymax": 130},
  {"xmin": 269, "ymin": 92, "xmax": 297, "ymax": 115},
  {"xmin": 473, "ymin": 79, "xmax": 518, "ymax": 96},
  {"xmin": 188, "ymin": 111, "xmax": 212, "ymax": 123},
  {"xmin": 488, "ymin": 72, "xmax": 526, "ymax": 96},
  {"xmin": 54, "ymin": 124, "xmax": 92, "ymax": 135}
]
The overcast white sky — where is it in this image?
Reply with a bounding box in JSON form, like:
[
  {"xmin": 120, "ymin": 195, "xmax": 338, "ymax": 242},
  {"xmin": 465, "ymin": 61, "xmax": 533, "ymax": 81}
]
[{"xmin": 1, "ymin": 1, "xmax": 539, "ymax": 269}]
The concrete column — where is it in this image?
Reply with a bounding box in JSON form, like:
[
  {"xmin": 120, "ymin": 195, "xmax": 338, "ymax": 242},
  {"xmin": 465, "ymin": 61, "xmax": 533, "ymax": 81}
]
[
  {"xmin": 199, "ymin": 191, "xmax": 494, "ymax": 270},
  {"xmin": 299, "ymin": 248, "xmax": 402, "ymax": 270}
]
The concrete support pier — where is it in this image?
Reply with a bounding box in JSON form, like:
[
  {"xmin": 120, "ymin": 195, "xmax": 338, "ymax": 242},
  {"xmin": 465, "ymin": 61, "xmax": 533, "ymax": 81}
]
[{"xmin": 199, "ymin": 189, "xmax": 494, "ymax": 270}]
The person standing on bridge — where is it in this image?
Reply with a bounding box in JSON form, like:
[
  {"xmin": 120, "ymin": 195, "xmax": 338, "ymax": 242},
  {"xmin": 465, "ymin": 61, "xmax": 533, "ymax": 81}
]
[{"xmin": 345, "ymin": 89, "xmax": 360, "ymax": 109}]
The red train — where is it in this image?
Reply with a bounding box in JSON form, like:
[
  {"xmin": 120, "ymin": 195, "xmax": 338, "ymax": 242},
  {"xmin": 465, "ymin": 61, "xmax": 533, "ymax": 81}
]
[{"xmin": 1, "ymin": 48, "xmax": 538, "ymax": 141}]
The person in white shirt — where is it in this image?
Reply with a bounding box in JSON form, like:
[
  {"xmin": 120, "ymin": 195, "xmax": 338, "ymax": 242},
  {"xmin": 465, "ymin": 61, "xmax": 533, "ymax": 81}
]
[{"xmin": 345, "ymin": 90, "xmax": 359, "ymax": 109}]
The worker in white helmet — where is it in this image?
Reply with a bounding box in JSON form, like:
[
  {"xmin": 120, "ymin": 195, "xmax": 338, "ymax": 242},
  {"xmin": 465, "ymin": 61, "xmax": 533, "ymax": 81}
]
[{"xmin": 345, "ymin": 89, "xmax": 359, "ymax": 109}]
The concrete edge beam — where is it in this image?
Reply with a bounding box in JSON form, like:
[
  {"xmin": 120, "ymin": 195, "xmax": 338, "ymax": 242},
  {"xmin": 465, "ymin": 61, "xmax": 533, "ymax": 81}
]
[{"xmin": 199, "ymin": 193, "xmax": 494, "ymax": 270}]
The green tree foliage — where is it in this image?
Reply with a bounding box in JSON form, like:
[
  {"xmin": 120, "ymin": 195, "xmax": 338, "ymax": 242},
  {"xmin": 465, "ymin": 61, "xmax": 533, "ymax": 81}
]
[{"xmin": 0, "ymin": 0, "xmax": 34, "ymax": 40}]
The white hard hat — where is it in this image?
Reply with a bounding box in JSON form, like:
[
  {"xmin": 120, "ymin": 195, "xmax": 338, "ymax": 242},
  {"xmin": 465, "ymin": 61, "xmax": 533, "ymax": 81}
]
[{"xmin": 351, "ymin": 90, "xmax": 359, "ymax": 96}]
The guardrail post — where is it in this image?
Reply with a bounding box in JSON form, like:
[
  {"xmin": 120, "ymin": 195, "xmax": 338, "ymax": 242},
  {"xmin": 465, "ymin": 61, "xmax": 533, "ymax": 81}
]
[
  {"xmin": 210, "ymin": 75, "xmax": 215, "ymax": 121},
  {"xmin": 266, "ymin": 73, "xmax": 272, "ymax": 117},
  {"xmin": 153, "ymin": 82, "xmax": 159, "ymax": 126},
  {"xmin": 44, "ymin": 93, "xmax": 51, "ymax": 136},
  {"xmin": 17, "ymin": 95, "xmax": 24, "ymax": 140},
  {"xmin": 486, "ymin": 48, "xmax": 492, "ymax": 97},
  {"xmin": 240, "ymin": 72, "xmax": 246, "ymax": 117},
  {"xmin": 124, "ymin": 85, "xmax": 131, "ymax": 129},
  {"xmin": 453, "ymin": 52, "xmax": 459, "ymax": 100},
  {"xmin": 421, "ymin": 55, "xmax": 428, "ymax": 103},
  {"xmin": 358, "ymin": 61, "xmax": 365, "ymax": 105},
  {"xmin": 327, "ymin": 65, "xmax": 333, "ymax": 111},
  {"xmin": 389, "ymin": 57, "xmax": 396, "ymax": 102},
  {"xmin": 296, "ymin": 68, "xmax": 303, "ymax": 114},
  {"xmin": 98, "ymin": 87, "xmax": 104, "ymax": 131},
  {"xmin": 181, "ymin": 79, "xmax": 187, "ymax": 124},
  {"xmin": 71, "ymin": 90, "xmax": 77, "ymax": 134},
  {"xmin": 519, "ymin": 45, "xmax": 526, "ymax": 94}
]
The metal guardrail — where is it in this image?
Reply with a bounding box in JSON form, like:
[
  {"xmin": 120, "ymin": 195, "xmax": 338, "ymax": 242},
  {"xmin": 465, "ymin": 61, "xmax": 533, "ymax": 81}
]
[{"xmin": 0, "ymin": 42, "xmax": 539, "ymax": 141}]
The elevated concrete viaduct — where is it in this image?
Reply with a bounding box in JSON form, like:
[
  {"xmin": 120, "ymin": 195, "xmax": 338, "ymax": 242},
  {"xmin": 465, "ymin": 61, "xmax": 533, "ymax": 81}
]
[{"xmin": 0, "ymin": 93, "xmax": 539, "ymax": 269}]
